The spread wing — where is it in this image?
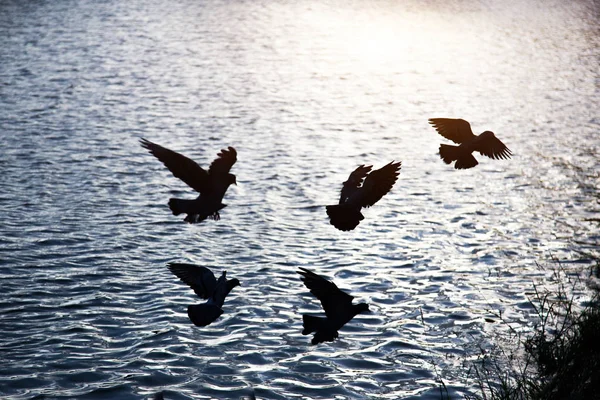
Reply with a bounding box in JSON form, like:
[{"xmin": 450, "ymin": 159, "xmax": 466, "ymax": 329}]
[
  {"xmin": 298, "ymin": 268, "xmax": 354, "ymax": 320},
  {"xmin": 428, "ymin": 118, "xmax": 476, "ymax": 144},
  {"xmin": 208, "ymin": 147, "xmax": 237, "ymax": 178},
  {"xmin": 140, "ymin": 139, "xmax": 209, "ymax": 194},
  {"xmin": 474, "ymin": 132, "xmax": 512, "ymax": 160},
  {"xmin": 339, "ymin": 165, "xmax": 372, "ymax": 204},
  {"xmin": 167, "ymin": 263, "xmax": 217, "ymax": 299},
  {"xmin": 358, "ymin": 161, "xmax": 401, "ymax": 208}
]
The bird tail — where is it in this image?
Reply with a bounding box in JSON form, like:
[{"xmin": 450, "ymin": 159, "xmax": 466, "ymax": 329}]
[
  {"xmin": 326, "ymin": 204, "xmax": 364, "ymax": 231},
  {"xmin": 302, "ymin": 315, "xmax": 326, "ymax": 335},
  {"xmin": 168, "ymin": 198, "xmax": 196, "ymax": 216},
  {"xmin": 439, "ymin": 144, "xmax": 460, "ymax": 164},
  {"xmin": 439, "ymin": 144, "xmax": 478, "ymax": 169},
  {"xmin": 303, "ymin": 315, "xmax": 338, "ymax": 345},
  {"xmin": 187, "ymin": 304, "xmax": 223, "ymax": 327}
]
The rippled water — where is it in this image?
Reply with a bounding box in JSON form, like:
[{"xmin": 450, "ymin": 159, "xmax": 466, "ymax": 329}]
[{"xmin": 1, "ymin": 0, "xmax": 598, "ymax": 398}]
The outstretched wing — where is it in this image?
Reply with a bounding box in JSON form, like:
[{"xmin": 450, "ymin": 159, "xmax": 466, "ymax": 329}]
[
  {"xmin": 474, "ymin": 132, "xmax": 512, "ymax": 160},
  {"xmin": 298, "ymin": 268, "xmax": 354, "ymax": 320},
  {"xmin": 339, "ymin": 165, "xmax": 372, "ymax": 204},
  {"xmin": 140, "ymin": 138, "xmax": 210, "ymax": 193},
  {"xmin": 358, "ymin": 161, "xmax": 401, "ymax": 208},
  {"xmin": 208, "ymin": 147, "xmax": 237, "ymax": 178},
  {"xmin": 428, "ymin": 118, "xmax": 476, "ymax": 144},
  {"xmin": 167, "ymin": 263, "xmax": 217, "ymax": 299}
]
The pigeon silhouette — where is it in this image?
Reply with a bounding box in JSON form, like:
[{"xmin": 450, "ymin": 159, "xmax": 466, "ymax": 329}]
[
  {"xmin": 326, "ymin": 161, "xmax": 401, "ymax": 231},
  {"xmin": 140, "ymin": 139, "xmax": 237, "ymax": 223},
  {"xmin": 168, "ymin": 263, "xmax": 240, "ymax": 327},
  {"xmin": 297, "ymin": 267, "xmax": 369, "ymax": 345},
  {"xmin": 428, "ymin": 118, "xmax": 512, "ymax": 169}
]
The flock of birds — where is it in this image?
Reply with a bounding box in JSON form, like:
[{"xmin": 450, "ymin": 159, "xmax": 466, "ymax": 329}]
[{"xmin": 140, "ymin": 118, "xmax": 512, "ymax": 345}]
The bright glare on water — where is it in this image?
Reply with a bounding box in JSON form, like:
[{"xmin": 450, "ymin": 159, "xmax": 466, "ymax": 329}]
[{"xmin": 0, "ymin": 0, "xmax": 598, "ymax": 399}]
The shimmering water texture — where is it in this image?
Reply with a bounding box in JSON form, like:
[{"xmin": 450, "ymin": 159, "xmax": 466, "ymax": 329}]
[{"xmin": 1, "ymin": 0, "xmax": 599, "ymax": 399}]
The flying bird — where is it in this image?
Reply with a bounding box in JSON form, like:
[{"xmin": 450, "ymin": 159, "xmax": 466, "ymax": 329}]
[
  {"xmin": 428, "ymin": 118, "xmax": 512, "ymax": 169},
  {"xmin": 167, "ymin": 263, "xmax": 240, "ymax": 327},
  {"xmin": 297, "ymin": 267, "xmax": 369, "ymax": 345},
  {"xmin": 140, "ymin": 139, "xmax": 237, "ymax": 223},
  {"xmin": 326, "ymin": 161, "xmax": 401, "ymax": 231}
]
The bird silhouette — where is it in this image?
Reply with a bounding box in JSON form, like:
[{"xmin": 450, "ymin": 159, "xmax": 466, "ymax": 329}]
[
  {"xmin": 428, "ymin": 118, "xmax": 512, "ymax": 169},
  {"xmin": 326, "ymin": 161, "xmax": 401, "ymax": 231},
  {"xmin": 168, "ymin": 263, "xmax": 240, "ymax": 327},
  {"xmin": 140, "ymin": 139, "xmax": 237, "ymax": 223},
  {"xmin": 297, "ymin": 267, "xmax": 369, "ymax": 345}
]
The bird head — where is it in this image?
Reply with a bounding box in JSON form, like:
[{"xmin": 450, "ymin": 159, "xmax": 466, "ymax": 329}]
[
  {"xmin": 225, "ymin": 277, "xmax": 241, "ymax": 295},
  {"xmin": 480, "ymin": 130, "xmax": 496, "ymax": 138},
  {"xmin": 229, "ymin": 173, "xmax": 237, "ymax": 186}
]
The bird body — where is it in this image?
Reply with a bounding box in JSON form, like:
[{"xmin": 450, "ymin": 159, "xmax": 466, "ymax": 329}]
[
  {"xmin": 429, "ymin": 118, "xmax": 511, "ymax": 169},
  {"xmin": 168, "ymin": 263, "xmax": 240, "ymax": 327},
  {"xmin": 297, "ymin": 267, "xmax": 369, "ymax": 345},
  {"xmin": 140, "ymin": 139, "xmax": 237, "ymax": 223},
  {"xmin": 167, "ymin": 198, "xmax": 227, "ymax": 223},
  {"xmin": 326, "ymin": 162, "xmax": 401, "ymax": 231}
]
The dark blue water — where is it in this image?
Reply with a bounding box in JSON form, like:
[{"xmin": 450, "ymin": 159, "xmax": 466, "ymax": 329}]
[{"xmin": 1, "ymin": 0, "xmax": 598, "ymax": 398}]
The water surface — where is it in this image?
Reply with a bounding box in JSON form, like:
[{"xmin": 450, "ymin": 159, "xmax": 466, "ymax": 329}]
[{"xmin": 0, "ymin": 0, "xmax": 598, "ymax": 398}]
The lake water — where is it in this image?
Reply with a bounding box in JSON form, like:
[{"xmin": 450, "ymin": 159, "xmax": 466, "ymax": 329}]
[{"xmin": 1, "ymin": 0, "xmax": 598, "ymax": 399}]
